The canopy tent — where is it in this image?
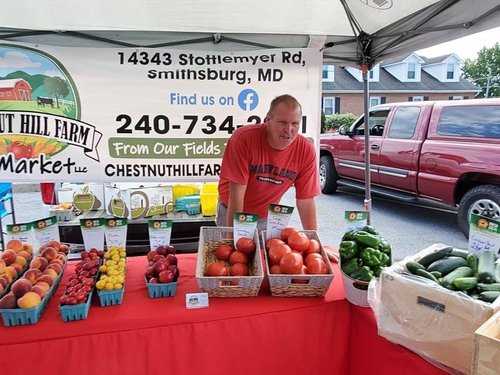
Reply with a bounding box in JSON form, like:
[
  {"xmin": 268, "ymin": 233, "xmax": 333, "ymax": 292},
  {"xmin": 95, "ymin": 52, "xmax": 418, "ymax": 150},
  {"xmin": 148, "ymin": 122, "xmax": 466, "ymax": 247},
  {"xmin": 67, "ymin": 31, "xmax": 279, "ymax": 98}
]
[{"xmin": 1, "ymin": 0, "xmax": 499, "ymax": 221}]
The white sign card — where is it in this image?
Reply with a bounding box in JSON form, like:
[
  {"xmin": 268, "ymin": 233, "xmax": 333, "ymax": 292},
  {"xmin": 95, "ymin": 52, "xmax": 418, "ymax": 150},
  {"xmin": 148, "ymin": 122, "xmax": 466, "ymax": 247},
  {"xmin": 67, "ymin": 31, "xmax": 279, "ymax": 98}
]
[
  {"xmin": 33, "ymin": 216, "xmax": 60, "ymax": 246},
  {"xmin": 233, "ymin": 211, "xmax": 258, "ymax": 245},
  {"xmin": 104, "ymin": 217, "xmax": 128, "ymax": 249},
  {"xmin": 80, "ymin": 218, "xmax": 105, "ymax": 251},
  {"xmin": 265, "ymin": 204, "xmax": 294, "ymax": 240},
  {"xmin": 468, "ymin": 214, "xmax": 500, "ymax": 255},
  {"xmin": 148, "ymin": 219, "xmax": 173, "ymax": 250}
]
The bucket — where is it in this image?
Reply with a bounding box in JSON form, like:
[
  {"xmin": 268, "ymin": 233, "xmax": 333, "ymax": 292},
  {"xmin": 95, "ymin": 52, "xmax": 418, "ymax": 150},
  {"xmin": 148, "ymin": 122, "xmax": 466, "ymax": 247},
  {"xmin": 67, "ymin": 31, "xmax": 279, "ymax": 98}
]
[{"xmin": 341, "ymin": 270, "xmax": 370, "ymax": 307}]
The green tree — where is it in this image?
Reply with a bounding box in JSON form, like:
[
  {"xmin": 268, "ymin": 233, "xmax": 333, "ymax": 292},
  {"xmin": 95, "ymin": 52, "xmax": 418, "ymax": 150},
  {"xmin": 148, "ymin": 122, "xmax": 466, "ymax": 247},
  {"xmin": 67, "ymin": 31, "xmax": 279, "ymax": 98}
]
[
  {"xmin": 44, "ymin": 76, "xmax": 69, "ymax": 107},
  {"xmin": 461, "ymin": 43, "xmax": 500, "ymax": 98}
]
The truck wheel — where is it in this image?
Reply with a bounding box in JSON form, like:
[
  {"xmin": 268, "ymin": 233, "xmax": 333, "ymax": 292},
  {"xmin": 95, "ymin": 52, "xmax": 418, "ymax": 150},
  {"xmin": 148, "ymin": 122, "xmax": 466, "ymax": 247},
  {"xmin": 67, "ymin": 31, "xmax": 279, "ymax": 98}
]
[
  {"xmin": 319, "ymin": 155, "xmax": 338, "ymax": 194},
  {"xmin": 457, "ymin": 185, "xmax": 500, "ymax": 238}
]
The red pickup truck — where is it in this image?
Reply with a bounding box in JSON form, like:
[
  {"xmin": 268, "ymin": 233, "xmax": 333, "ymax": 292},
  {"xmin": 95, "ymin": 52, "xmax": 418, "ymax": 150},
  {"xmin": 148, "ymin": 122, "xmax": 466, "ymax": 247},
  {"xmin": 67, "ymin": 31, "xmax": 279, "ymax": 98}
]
[{"xmin": 319, "ymin": 99, "xmax": 500, "ymax": 237}]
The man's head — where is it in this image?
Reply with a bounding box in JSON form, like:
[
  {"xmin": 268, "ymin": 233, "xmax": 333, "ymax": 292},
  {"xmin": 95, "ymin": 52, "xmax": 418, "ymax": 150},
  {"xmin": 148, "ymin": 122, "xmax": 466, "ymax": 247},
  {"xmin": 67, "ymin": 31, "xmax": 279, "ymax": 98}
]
[{"xmin": 265, "ymin": 94, "xmax": 302, "ymax": 151}]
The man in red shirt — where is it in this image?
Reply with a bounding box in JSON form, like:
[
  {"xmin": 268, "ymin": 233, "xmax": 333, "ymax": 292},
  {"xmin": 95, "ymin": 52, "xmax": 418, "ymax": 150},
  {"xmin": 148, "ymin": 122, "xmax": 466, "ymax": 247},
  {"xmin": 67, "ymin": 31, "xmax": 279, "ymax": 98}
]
[{"xmin": 217, "ymin": 94, "xmax": 321, "ymax": 231}]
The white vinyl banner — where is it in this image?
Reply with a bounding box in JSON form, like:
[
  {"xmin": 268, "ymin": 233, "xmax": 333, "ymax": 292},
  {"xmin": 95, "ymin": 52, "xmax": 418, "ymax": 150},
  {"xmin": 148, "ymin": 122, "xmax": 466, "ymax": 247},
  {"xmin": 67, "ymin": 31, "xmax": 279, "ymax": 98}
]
[{"xmin": 0, "ymin": 43, "xmax": 322, "ymax": 183}]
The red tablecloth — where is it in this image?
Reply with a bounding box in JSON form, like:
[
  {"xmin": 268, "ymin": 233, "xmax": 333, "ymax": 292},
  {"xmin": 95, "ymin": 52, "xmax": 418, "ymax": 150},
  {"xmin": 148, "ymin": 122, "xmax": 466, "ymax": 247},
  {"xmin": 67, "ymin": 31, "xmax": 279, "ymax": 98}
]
[{"xmin": 0, "ymin": 254, "xmax": 447, "ymax": 375}]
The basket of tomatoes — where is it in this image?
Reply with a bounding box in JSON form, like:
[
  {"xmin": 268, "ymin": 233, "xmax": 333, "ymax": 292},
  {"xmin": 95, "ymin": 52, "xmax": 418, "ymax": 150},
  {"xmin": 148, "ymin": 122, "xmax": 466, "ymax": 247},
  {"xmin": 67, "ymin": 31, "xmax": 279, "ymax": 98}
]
[
  {"xmin": 262, "ymin": 228, "xmax": 334, "ymax": 297},
  {"xmin": 195, "ymin": 226, "xmax": 264, "ymax": 297}
]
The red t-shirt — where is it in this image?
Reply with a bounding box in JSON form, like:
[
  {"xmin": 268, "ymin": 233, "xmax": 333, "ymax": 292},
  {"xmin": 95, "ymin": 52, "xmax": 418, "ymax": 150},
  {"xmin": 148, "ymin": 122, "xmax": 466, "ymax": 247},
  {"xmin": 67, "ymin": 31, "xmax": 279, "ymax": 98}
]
[{"xmin": 218, "ymin": 124, "xmax": 320, "ymax": 219}]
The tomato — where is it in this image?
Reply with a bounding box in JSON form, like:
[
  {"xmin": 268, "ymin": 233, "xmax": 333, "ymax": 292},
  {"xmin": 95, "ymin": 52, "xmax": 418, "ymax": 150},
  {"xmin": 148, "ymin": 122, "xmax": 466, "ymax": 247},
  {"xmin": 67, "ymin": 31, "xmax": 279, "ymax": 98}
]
[
  {"xmin": 206, "ymin": 262, "xmax": 229, "ymax": 276},
  {"xmin": 306, "ymin": 258, "xmax": 329, "ymax": 274},
  {"xmin": 230, "ymin": 263, "xmax": 250, "ymax": 276},
  {"xmin": 265, "ymin": 238, "xmax": 285, "ymax": 250},
  {"xmin": 268, "ymin": 242, "xmax": 292, "ymax": 265},
  {"xmin": 9, "ymin": 141, "xmax": 33, "ymax": 160},
  {"xmin": 236, "ymin": 237, "xmax": 256, "ymax": 254},
  {"xmin": 229, "ymin": 251, "xmax": 249, "ymax": 265},
  {"xmin": 215, "ymin": 244, "xmax": 233, "ymax": 260},
  {"xmin": 287, "ymin": 231, "xmax": 310, "ymax": 253},
  {"xmin": 280, "ymin": 227, "xmax": 299, "ymax": 242},
  {"xmin": 279, "ymin": 252, "xmax": 304, "ymax": 274},
  {"xmin": 305, "ymin": 239, "xmax": 321, "ymax": 255},
  {"xmin": 269, "ymin": 264, "xmax": 282, "ymax": 274},
  {"xmin": 305, "ymin": 253, "xmax": 324, "ymax": 265}
]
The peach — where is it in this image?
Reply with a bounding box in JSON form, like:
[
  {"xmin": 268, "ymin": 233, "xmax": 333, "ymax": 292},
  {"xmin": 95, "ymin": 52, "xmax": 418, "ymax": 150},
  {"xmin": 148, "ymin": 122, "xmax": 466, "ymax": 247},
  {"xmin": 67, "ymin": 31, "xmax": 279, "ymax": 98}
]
[
  {"xmin": 41, "ymin": 246, "xmax": 58, "ymax": 262},
  {"xmin": 0, "ymin": 292, "xmax": 18, "ymax": 309},
  {"xmin": 34, "ymin": 280, "xmax": 50, "ymax": 292},
  {"xmin": 15, "ymin": 255, "xmax": 27, "ymax": 268},
  {"xmin": 6, "ymin": 239, "xmax": 23, "ymax": 252},
  {"xmin": 49, "ymin": 258, "xmax": 64, "ymax": 267},
  {"xmin": 36, "ymin": 274, "xmax": 54, "ymax": 287},
  {"xmin": 30, "ymin": 256, "xmax": 48, "ymax": 271},
  {"xmin": 0, "ymin": 274, "xmax": 10, "ymax": 288},
  {"xmin": 42, "ymin": 268, "xmax": 58, "ymax": 280},
  {"xmin": 11, "ymin": 278, "xmax": 32, "ymax": 298},
  {"xmin": 44, "ymin": 240, "xmax": 61, "ymax": 252},
  {"xmin": 22, "ymin": 242, "xmax": 34, "ymax": 254},
  {"xmin": 0, "ymin": 283, "xmax": 4, "ymax": 294},
  {"xmin": 24, "ymin": 269, "xmax": 43, "ymax": 284},
  {"xmin": 46, "ymin": 262, "xmax": 62, "ymax": 274},
  {"xmin": 11, "ymin": 262, "xmax": 23, "ymax": 274},
  {"xmin": 55, "ymin": 253, "xmax": 67, "ymax": 262},
  {"xmin": 17, "ymin": 291, "xmax": 41, "ymax": 309},
  {"xmin": 0, "ymin": 259, "xmax": 5, "ymax": 273},
  {"xmin": 31, "ymin": 284, "xmax": 48, "ymax": 298},
  {"xmin": 4, "ymin": 265, "xmax": 18, "ymax": 280},
  {"xmin": 59, "ymin": 244, "xmax": 70, "ymax": 255},
  {"xmin": 17, "ymin": 250, "xmax": 32, "ymax": 261},
  {"xmin": 1, "ymin": 249, "xmax": 17, "ymax": 266}
]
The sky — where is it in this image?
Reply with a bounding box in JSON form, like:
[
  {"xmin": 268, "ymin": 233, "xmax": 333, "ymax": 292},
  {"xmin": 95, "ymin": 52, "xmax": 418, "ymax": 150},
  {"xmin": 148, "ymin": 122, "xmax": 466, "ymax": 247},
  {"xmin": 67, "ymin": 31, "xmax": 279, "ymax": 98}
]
[{"xmin": 416, "ymin": 26, "xmax": 500, "ymax": 60}]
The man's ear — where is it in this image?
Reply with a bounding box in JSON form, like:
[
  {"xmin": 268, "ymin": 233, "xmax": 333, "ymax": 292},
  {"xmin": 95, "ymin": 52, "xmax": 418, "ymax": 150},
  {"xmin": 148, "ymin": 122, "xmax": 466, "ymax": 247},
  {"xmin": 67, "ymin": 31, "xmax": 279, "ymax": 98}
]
[{"xmin": 264, "ymin": 115, "xmax": 270, "ymax": 123}]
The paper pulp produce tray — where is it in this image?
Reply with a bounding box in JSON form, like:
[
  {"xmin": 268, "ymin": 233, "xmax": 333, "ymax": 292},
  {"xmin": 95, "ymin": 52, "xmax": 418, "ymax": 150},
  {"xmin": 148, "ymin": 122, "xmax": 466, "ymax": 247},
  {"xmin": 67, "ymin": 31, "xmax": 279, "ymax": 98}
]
[
  {"xmin": 196, "ymin": 226, "xmax": 263, "ymax": 297},
  {"xmin": 261, "ymin": 230, "xmax": 334, "ymax": 297},
  {"xmin": 368, "ymin": 243, "xmax": 500, "ymax": 375}
]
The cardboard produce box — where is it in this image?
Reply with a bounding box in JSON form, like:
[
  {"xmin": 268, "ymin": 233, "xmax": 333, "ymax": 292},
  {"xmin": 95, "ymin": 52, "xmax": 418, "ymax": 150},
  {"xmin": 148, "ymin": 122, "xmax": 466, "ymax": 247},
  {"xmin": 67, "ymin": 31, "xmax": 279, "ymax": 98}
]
[
  {"xmin": 472, "ymin": 310, "xmax": 500, "ymax": 375},
  {"xmin": 368, "ymin": 244, "xmax": 500, "ymax": 375},
  {"xmin": 104, "ymin": 184, "xmax": 173, "ymax": 220},
  {"xmin": 72, "ymin": 183, "xmax": 105, "ymax": 211}
]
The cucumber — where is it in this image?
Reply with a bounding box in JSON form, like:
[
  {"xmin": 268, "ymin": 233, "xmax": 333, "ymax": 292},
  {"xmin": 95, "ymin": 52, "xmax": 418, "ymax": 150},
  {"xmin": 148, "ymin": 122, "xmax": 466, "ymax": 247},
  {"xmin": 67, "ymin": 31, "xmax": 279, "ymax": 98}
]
[
  {"xmin": 440, "ymin": 266, "xmax": 473, "ymax": 289},
  {"xmin": 466, "ymin": 253, "xmax": 478, "ymax": 274},
  {"xmin": 430, "ymin": 271, "xmax": 442, "ymax": 279},
  {"xmin": 477, "ymin": 251, "xmax": 496, "ymax": 283},
  {"xmin": 452, "ymin": 277, "xmax": 478, "ymax": 291},
  {"xmin": 450, "ymin": 248, "xmax": 470, "ymax": 259},
  {"xmin": 478, "ymin": 291, "xmax": 500, "ymax": 303},
  {"xmin": 476, "ymin": 283, "xmax": 500, "ymax": 293},
  {"xmin": 406, "ymin": 261, "xmax": 426, "ymax": 275},
  {"xmin": 417, "ymin": 247, "xmax": 453, "ymax": 267},
  {"xmin": 415, "ymin": 268, "xmax": 439, "ymax": 284},
  {"xmin": 427, "ymin": 256, "xmax": 468, "ymax": 276}
]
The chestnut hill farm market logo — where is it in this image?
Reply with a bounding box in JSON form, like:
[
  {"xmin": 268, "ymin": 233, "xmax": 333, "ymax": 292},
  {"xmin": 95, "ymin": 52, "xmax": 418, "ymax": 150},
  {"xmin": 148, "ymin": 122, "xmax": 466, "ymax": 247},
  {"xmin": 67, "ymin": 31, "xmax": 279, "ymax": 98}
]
[{"xmin": 0, "ymin": 44, "xmax": 101, "ymax": 176}]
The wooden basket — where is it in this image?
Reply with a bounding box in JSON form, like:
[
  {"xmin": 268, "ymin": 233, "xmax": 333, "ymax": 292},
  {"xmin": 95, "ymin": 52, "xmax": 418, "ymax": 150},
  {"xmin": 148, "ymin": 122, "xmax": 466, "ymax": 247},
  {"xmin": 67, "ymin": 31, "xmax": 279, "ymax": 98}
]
[
  {"xmin": 195, "ymin": 226, "xmax": 264, "ymax": 297},
  {"xmin": 472, "ymin": 310, "xmax": 500, "ymax": 375},
  {"xmin": 261, "ymin": 230, "xmax": 334, "ymax": 297}
]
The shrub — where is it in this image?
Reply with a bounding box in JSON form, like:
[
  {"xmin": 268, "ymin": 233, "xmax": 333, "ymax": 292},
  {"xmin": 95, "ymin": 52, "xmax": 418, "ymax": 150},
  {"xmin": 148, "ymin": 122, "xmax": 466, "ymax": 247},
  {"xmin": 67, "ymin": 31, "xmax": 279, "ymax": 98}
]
[{"xmin": 322, "ymin": 113, "xmax": 357, "ymax": 133}]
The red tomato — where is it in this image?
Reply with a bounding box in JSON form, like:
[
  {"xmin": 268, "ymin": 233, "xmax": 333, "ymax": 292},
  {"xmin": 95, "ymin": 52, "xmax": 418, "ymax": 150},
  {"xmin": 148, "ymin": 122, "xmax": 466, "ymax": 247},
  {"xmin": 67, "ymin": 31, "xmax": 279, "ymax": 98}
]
[
  {"xmin": 215, "ymin": 244, "xmax": 233, "ymax": 260},
  {"xmin": 229, "ymin": 251, "xmax": 249, "ymax": 265},
  {"xmin": 279, "ymin": 252, "xmax": 304, "ymax": 274},
  {"xmin": 287, "ymin": 231, "xmax": 310, "ymax": 253},
  {"xmin": 269, "ymin": 264, "xmax": 282, "ymax": 274},
  {"xmin": 305, "ymin": 239, "xmax": 321, "ymax": 255},
  {"xmin": 265, "ymin": 238, "xmax": 285, "ymax": 250},
  {"xmin": 306, "ymin": 258, "xmax": 329, "ymax": 274},
  {"xmin": 280, "ymin": 227, "xmax": 299, "ymax": 242},
  {"xmin": 236, "ymin": 237, "xmax": 256, "ymax": 254},
  {"xmin": 230, "ymin": 263, "xmax": 250, "ymax": 276},
  {"xmin": 268, "ymin": 242, "xmax": 292, "ymax": 265},
  {"xmin": 206, "ymin": 262, "xmax": 229, "ymax": 276},
  {"xmin": 305, "ymin": 253, "xmax": 324, "ymax": 265},
  {"xmin": 9, "ymin": 141, "xmax": 33, "ymax": 160}
]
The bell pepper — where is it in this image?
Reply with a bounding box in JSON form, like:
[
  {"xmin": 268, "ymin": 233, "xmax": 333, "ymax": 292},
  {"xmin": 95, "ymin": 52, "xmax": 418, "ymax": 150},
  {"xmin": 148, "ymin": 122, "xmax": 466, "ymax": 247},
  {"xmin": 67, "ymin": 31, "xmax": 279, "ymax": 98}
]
[
  {"xmin": 339, "ymin": 240, "xmax": 359, "ymax": 259},
  {"xmin": 378, "ymin": 239, "xmax": 392, "ymax": 254},
  {"xmin": 360, "ymin": 247, "xmax": 382, "ymax": 267},
  {"xmin": 350, "ymin": 266, "xmax": 374, "ymax": 282},
  {"xmin": 341, "ymin": 257, "xmax": 361, "ymax": 276},
  {"xmin": 362, "ymin": 225, "xmax": 380, "ymax": 235},
  {"xmin": 353, "ymin": 230, "xmax": 381, "ymax": 248},
  {"xmin": 341, "ymin": 230, "xmax": 356, "ymax": 241},
  {"xmin": 379, "ymin": 252, "xmax": 391, "ymax": 267},
  {"xmin": 372, "ymin": 265, "xmax": 383, "ymax": 277}
]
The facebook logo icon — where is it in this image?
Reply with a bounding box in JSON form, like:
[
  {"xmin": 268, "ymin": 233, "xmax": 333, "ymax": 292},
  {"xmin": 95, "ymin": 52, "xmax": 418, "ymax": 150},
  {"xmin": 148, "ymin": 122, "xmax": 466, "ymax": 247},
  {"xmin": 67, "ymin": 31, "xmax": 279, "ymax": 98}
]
[{"xmin": 237, "ymin": 89, "xmax": 259, "ymax": 111}]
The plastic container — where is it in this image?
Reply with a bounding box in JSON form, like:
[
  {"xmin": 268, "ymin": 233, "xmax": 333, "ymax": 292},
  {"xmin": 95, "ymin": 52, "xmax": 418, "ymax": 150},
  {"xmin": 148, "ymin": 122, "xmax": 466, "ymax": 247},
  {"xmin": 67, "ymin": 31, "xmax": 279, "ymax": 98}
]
[
  {"xmin": 146, "ymin": 278, "xmax": 177, "ymax": 298},
  {"xmin": 97, "ymin": 287, "xmax": 125, "ymax": 306},
  {"xmin": 186, "ymin": 203, "xmax": 201, "ymax": 215},
  {"xmin": 59, "ymin": 291, "xmax": 93, "ymax": 321},
  {"xmin": 173, "ymin": 185, "xmax": 199, "ymax": 205}
]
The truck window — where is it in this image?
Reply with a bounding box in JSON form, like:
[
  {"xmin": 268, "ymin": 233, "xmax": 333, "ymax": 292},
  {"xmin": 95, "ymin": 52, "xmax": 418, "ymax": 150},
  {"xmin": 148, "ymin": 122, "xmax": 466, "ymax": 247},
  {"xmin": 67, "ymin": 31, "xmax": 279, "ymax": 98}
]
[
  {"xmin": 351, "ymin": 109, "xmax": 389, "ymax": 136},
  {"xmin": 437, "ymin": 105, "xmax": 500, "ymax": 138},
  {"xmin": 388, "ymin": 106, "xmax": 420, "ymax": 139}
]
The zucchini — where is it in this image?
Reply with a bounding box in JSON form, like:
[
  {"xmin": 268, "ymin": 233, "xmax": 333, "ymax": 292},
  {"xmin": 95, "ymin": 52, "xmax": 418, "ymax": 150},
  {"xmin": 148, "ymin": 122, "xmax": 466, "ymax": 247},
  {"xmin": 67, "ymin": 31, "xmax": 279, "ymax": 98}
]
[
  {"xmin": 452, "ymin": 277, "xmax": 478, "ymax": 291},
  {"xmin": 476, "ymin": 283, "xmax": 500, "ymax": 293},
  {"xmin": 406, "ymin": 261, "xmax": 426, "ymax": 275},
  {"xmin": 430, "ymin": 271, "xmax": 442, "ymax": 279},
  {"xmin": 417, "ymin": 247, "xmax": 453, "ymax": 267},
  {"xmin": 440, "ymin": 266, "xmax": 473, "ymax": 289},
  {"xmin": 415, "ymin": 268, "xmax": 440, "ymax": 284},
  {"xmin": 477, "ymin": 250, "xmax": 496, "ymax": 283},
  {"xmin": 427, "ymin": 256, "xmax": 468, "ymax": 276},
  {"xmin": 478, "ymin": 291, "xmax": 500, "ymax": 303},
  {"xmin": 450, "ymin": 248, "xmax": 470, "ymax": 259},
  {"xmin": 466, "ymin": 253, "xmax": 478, "ymax": 274}
]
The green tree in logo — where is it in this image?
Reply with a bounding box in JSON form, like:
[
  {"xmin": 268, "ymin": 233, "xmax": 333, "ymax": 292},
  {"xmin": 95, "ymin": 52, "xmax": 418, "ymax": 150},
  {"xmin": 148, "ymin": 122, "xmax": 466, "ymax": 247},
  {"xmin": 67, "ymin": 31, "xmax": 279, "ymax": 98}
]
[{"xmin": 44, "ymin": 76, "xmax": 69, "ymax": 108}]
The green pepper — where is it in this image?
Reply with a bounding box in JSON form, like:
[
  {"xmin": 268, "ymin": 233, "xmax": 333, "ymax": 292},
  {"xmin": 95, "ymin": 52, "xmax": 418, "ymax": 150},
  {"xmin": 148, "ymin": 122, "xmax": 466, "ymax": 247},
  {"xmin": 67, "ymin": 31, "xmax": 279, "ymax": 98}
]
[
  {"xmin": 378, "ymin": 252, "xmax": 391, "ymax": 267},
  {"xmin": 341, "ymin": 230, "xmax": 356, "ymax": 241},
  {"xmin": 378, "ymin": 239, "xmax": 392, "ymax": 254},
  {"xmin": 360, "ymin": 247, "xmax": 382, "ymax": 267},
  {"xmin": 362, "ymin": 225, "xmax": 380, "ymax": 235},
  {"xmin": 341, "ymin": 257, "xmax": 361, "ymax": 276},
  {"xmin": 372, "ymin": 265, "xmax": 383, "ymax": 277},
  {"xmin": 353, "ymin": 230, "xmax": 381, "ymax": 248},
  {"xmin": 339, "ymin": 240, "xmax": 359, "ymax": 259},
  {"xmin": 350, "ymin": 266, "xmax": 374, "ymax": 282}
]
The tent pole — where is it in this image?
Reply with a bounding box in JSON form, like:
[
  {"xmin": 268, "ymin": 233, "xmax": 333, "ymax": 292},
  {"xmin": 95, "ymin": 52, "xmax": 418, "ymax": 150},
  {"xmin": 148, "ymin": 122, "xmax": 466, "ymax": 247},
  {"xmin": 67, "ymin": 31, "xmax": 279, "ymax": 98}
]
[{"xmin": 361, "ymin": 62, "xmax": 372, "ymax": 224}]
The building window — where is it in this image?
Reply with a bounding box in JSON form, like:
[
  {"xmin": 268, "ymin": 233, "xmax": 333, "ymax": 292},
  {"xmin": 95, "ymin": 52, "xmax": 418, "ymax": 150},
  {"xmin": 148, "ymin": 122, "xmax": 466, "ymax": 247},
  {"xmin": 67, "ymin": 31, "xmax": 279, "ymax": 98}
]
[
  {"xmin": 450, "ymin": 96, "xmax": 464, "ymax": 100},
  {"xmin": 407, "ymin": 63, "xmax": 416, "ymax": 79},
  {"xmin": 369, "ymin": 70, "xmax": 374, "ymax": 79},
  {"xmin": 322, "ymin": 65, "xmax": 334, "ymax": 82},
  {"xmin": 447, "ymin": 63, "xmax": 454, "ymax": 79},
  {"xmin": 412, "ymin": 96, "xmax": 424, "ymax": 102},
  {"xmin": 370, "ymin": 97, "xmax": 381, "ymax": 107},
  {"xmin": 323, "ymin": 96, "xmax": 338, "ymax": 115}
]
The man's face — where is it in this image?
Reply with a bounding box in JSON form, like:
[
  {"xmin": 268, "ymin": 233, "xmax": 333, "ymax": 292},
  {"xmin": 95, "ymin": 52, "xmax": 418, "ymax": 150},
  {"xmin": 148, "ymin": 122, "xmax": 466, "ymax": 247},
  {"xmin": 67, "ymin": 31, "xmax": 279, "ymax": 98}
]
[{"xmin": 265, "ymin": 102, "xmax": 301, "ymax": 150}]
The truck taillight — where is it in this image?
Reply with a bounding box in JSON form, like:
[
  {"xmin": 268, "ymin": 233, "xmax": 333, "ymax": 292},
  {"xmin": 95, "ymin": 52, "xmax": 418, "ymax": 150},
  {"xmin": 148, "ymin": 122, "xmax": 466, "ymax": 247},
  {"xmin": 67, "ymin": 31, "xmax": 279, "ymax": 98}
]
[{"xmin": 40, "ymin": 183, "xmax": 57, "ymax": 204}]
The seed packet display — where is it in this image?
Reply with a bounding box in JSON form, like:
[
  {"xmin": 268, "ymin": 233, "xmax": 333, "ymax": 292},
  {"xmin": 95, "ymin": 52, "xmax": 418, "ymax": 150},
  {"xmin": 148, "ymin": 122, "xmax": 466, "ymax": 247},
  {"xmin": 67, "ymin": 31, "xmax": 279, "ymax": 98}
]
[{"xmin": 148, "ymin": 219, "xmax": 173, "ymax": 250}]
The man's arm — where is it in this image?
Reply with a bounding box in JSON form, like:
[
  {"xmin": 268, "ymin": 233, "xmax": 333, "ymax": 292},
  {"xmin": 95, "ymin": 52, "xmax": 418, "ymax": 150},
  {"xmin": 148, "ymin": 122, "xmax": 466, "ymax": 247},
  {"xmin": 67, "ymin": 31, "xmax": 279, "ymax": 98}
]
[
  {"xmin": 226, "ymin": 182, "xmax": 247, "ymax": 227},
  {"xmin": 296, "ymin": 198, "xmax": 317, "ymax": 230}
]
